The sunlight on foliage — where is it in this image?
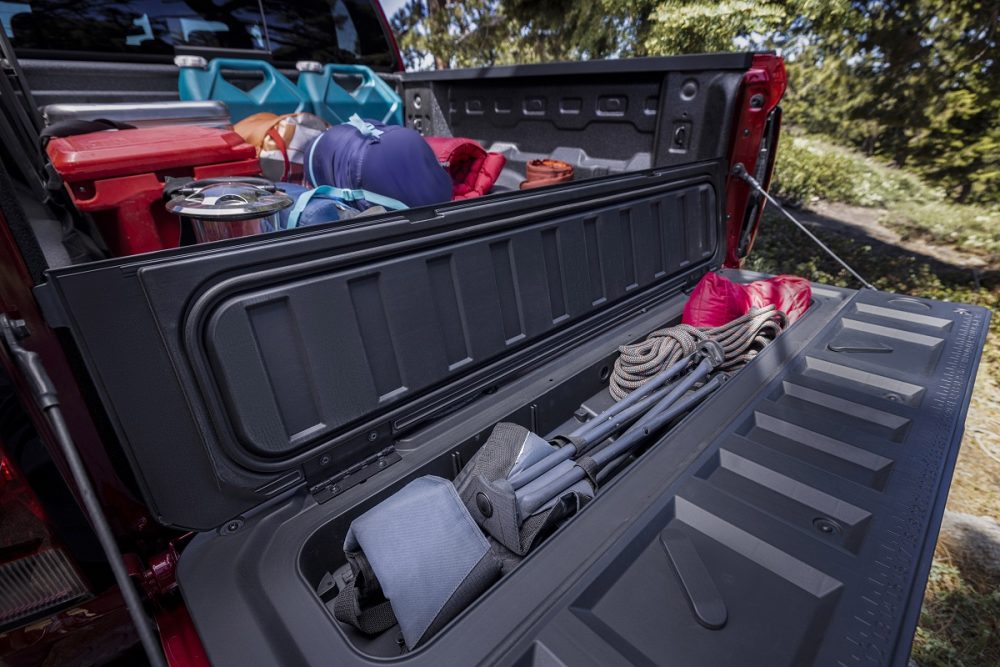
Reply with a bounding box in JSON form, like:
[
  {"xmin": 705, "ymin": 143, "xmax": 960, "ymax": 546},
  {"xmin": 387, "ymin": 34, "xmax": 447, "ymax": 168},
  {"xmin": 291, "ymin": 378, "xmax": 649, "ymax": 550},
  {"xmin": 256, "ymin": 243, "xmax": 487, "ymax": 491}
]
[{"xmin": 771, "ymin": 133, "xmax": 1000, "ymax": 262}]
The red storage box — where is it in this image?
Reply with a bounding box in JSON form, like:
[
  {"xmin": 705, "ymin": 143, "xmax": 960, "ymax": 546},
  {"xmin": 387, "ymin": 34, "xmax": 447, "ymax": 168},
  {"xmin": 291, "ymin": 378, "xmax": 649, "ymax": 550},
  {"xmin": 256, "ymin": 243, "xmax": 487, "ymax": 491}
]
[{"xmin": 47, "ymin": 126, "xmax": 260, "ymax": 256}]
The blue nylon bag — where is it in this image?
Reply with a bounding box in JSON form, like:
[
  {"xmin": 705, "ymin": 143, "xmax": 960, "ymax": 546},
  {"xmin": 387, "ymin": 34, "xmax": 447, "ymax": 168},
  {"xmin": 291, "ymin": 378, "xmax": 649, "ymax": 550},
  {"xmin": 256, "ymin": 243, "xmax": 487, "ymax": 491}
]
[
  {"xmin": 305, "ymin": 115, "xmax": 452, "ymax": 210},
  {"xmin": 275, "ymin": 183, "xmax": 406, "ymax": 229}
]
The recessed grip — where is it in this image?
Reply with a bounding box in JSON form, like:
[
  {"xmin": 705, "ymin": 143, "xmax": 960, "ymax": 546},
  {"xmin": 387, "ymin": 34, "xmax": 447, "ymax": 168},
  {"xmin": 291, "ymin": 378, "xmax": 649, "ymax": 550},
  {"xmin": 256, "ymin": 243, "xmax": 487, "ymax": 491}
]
[{"xmin": 660, "ymin": 527, "xmax": 728, "ymax": 630}]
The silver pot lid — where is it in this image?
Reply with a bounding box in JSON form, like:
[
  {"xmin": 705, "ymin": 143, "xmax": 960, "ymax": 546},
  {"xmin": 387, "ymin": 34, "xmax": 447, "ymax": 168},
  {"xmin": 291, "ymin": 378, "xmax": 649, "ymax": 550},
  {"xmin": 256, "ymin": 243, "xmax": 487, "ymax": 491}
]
[{"xmin": 166, "ymin": 181, "xmax": 293, "ymax": 221}]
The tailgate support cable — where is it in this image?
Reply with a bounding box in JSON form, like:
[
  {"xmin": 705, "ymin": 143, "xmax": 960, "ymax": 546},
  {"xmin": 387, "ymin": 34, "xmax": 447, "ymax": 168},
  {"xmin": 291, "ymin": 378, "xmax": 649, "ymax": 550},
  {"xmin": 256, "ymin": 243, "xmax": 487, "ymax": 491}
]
[
  {"xmin": 733, "ymin": 163, "xmax": 877, "ymax": 291},
  {"xmin": 0, "ymin": 314, "xmax": 168, "ymax": 667}
]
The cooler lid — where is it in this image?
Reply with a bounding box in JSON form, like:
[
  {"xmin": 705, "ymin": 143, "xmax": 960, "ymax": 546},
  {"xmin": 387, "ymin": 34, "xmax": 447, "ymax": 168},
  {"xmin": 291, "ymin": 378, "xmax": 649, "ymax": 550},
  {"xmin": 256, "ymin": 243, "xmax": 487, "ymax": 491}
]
[{"xmin": 45, "ymin": 126, "xmax": 256, "ymax": 181}]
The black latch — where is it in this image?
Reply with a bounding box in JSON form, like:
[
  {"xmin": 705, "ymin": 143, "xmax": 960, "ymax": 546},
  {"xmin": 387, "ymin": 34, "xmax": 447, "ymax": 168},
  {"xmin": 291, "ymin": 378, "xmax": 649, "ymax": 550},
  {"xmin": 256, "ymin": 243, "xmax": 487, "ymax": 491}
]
[
  {"xmin": 308, "ymin": 445, "xmax": 401, "ymax": 504},
  {"xmin": 684, "ymin": 266, "xmax": 709, "ymax": 292}
]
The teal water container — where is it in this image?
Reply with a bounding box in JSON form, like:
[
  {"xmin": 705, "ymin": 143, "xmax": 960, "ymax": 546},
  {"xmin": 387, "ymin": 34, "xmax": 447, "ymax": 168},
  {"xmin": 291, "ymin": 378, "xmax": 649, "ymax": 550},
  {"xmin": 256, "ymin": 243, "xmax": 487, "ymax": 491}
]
[
  {"xmin": 296, "ymin": 61, "xmax": 403, "ymax": 126},
  {"xmin": 177, "ymin": 56, "xmax": 308, "ymax": 123}
]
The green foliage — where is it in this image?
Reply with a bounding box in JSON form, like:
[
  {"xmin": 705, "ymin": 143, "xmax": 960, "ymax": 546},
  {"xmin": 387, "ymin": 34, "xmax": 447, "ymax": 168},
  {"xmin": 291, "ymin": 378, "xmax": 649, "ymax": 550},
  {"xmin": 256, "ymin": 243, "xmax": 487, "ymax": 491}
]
[
  {"xmin": 771, "ymin": 134, "xmax": 927, "ymax": 207},
  {"xmin": 886, "ymin": 200, "xmax": 1000, "ymax": 262},
  {"xmin": 643, "ymin": 0, "xmax": 832, "ymax": 54},
  {"xmin": 389, "ymin": 0, "xmax": 657, "ymax": 68},
  {"xmin": 784, "ymin": 1, "xmax": 1000, "ymax": 205},
  {"xmin": 912, "ymin": 558, "xmax": 1000, "ymax": 667},
  {"xmin": 390, "ymin": 0, "xmax": 999, "ymax": 205},
  {"xmin": 390, "ymin": 0, "xmax": 518, "ymax": 69},
  {"xmin": 770, "ymin": 132, "xmax": 1000, "ymax": 262},
  {"xmin": 504, "ymin": 0, "xmax": 656, "ymax": 61}
]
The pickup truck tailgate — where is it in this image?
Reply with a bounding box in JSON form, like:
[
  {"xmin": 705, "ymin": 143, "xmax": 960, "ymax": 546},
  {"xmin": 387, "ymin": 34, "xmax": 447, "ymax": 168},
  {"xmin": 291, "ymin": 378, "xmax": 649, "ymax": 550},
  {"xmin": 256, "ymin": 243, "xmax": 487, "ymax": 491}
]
[
  {"xmin": 482, "ymin": 285, "xmax": 989, "ymax": 667},
  {"xmin": 169, "ymin": 279, "xmax": 989, "ymax": 667}
]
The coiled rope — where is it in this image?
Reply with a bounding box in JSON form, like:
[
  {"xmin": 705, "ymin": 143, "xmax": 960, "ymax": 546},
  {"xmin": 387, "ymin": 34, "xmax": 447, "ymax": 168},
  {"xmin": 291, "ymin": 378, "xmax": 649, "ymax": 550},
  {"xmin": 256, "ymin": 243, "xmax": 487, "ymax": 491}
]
[{"xmin": 609, "ymin": 305, "xmax": 787, "ymax": 400}]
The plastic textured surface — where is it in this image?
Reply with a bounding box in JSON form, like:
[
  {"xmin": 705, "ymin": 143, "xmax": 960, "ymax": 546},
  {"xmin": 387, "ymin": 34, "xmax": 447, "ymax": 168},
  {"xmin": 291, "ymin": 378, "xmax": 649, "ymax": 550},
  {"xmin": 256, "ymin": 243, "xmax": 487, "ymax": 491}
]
[
  {"xmin": 45, "ymin": 126, "xmax": 255, "ymax": 180},
  {"xmin": 174, "ymin": 281, "xmax": 988, "ymax": 666},
  {"xmin": 39, "ymin": 161, "xmax": 724, "ymax": 529},
  {"xmin": 178, "ymin": 59, "xmax": 309, "ymax": 123},
  {"xmin": 298, "ymin": 64, "xmax": 403, "ymax": 125},
  {"xmin": 404, "ymin": 55, "xmax": 746, "ymax": 171}
]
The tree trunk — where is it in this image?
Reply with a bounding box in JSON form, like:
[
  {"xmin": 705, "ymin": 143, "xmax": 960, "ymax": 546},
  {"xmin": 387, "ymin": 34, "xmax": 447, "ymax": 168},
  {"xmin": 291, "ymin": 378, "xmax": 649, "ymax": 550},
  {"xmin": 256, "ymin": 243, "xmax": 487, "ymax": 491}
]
[{"xmin": 428, "ymin": 0, "xmax": 448, "ymax": 69}]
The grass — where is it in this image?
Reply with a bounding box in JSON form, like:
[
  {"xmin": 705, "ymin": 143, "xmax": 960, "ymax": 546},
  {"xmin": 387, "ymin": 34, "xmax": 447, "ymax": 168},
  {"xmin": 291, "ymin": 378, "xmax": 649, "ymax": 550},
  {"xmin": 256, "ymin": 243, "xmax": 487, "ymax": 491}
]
[
  {"xmin": 748, "ymin": 134, "xmax": 1000, "ymax": 666},
  {"xmin": 912, "ymin": 554, "xmax": 1000, "ymax": 667},
  {"xmin": 770, "ymin": 133, "xmax": 1000, "ymax": 263}
]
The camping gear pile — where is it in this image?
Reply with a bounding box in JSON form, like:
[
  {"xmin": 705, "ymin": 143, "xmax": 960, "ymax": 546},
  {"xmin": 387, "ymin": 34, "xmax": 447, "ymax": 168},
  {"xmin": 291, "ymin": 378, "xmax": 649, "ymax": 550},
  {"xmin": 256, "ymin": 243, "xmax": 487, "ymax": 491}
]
[
  {"xmin": 40, "ymin": 58, "xmax": 523, "ymax": 256},
  {"xmin": 331, "ymin": 271, "xmax": 811, "ymax": 651}
]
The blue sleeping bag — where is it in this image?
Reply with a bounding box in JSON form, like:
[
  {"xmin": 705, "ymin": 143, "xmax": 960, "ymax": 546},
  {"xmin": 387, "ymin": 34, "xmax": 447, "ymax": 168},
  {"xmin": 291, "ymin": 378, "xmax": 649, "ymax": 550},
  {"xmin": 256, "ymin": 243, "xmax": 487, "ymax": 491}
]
[
  {"xmin": 306, "ymin": 115, "xmax": 451, "ymax": 210},
  {"xmin": 274, "ymin": 182, "xmax": 366, "ymax": 229}
]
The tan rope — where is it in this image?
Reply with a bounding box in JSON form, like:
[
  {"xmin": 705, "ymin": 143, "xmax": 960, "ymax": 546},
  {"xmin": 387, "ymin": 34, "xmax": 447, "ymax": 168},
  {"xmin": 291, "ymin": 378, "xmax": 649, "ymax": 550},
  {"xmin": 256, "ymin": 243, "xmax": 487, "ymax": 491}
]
[{"xmin": 609, "ymin": 305, "xmax": 787, "ymax": 400}]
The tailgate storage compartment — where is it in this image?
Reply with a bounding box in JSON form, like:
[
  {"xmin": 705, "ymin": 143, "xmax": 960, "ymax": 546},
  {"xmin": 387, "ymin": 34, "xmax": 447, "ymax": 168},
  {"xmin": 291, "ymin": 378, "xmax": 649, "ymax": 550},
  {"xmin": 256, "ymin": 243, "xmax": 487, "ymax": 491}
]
[
  {"xmin": 29, "ymin": 52, "xmax": 990, "ymax": 667},
  {"xmin": 170, "ymin": 282, "xmax": 989, "ymax": 667}
]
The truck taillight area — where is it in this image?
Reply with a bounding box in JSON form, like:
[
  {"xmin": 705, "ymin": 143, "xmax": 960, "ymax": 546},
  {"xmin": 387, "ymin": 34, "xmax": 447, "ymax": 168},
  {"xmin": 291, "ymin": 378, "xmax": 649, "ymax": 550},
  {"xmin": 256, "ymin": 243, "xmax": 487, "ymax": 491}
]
[
  {"xmin": 0, "ymin": 439, "xmax": 88, "ymax": 630},
  {"xmin": 724, "ymin": 53, "xmax": 787, "ymax": 267}
]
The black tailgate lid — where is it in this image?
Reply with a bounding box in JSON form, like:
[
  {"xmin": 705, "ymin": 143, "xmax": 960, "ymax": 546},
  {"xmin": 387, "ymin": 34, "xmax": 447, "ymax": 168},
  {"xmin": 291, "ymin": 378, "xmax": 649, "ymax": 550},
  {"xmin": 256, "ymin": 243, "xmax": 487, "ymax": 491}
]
[
  {"xmin": 36, "ymin": 165, "xmax": 725, "ymax": 529},
  {"xmin": 485, "ymin": 287, "xmax": 989, "ymax": 667}
]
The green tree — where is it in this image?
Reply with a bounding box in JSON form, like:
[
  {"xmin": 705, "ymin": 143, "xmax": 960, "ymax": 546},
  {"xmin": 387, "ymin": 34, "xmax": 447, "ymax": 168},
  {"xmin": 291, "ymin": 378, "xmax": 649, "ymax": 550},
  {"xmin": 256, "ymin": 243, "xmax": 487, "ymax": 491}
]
[
  {"xmin": 389, "ymin": 0, "xmax": 657, "ymax": 68},
  {"xmin": 784, "ymin": 1, "xmax": 1000, "ymax": 203},
  {"xmin": 390, "ymin": 0, "xmax": 517, "ymax": 69},
  {"xmin": 390, "ymin": 0, "xmax": 999, "ymax": 204}
]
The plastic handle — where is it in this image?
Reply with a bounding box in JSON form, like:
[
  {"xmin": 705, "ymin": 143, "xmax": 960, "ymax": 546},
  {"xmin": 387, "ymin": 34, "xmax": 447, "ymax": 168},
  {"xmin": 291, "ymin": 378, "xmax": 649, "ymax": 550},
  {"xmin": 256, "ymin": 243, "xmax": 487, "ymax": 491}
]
[
  {"xmin": 209, "ymin": 58, "xmax": 277, "ymax": 73},
  {"xmin": 323, "ymin": 63, "xmax": 376, "ymax": 86},
  {"xmin": 209, "ymin": 58, "xmax": 277, "ymax": 87}
]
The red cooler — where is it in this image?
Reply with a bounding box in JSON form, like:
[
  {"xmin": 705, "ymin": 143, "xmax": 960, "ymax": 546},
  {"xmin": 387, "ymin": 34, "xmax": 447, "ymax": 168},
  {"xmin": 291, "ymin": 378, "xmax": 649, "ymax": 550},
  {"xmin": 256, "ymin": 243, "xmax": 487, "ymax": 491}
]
[{"xmin": 46, "ymin": 126, "xmax": 260, "ymax": 256}]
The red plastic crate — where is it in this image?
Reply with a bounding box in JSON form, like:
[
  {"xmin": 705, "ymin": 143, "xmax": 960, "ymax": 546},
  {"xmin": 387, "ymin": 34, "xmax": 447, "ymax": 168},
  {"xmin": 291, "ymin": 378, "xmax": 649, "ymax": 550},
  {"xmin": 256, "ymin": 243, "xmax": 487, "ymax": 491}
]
[{"xmin": 47, "ymin": 126, "xmax": 260, "ymax": 256}]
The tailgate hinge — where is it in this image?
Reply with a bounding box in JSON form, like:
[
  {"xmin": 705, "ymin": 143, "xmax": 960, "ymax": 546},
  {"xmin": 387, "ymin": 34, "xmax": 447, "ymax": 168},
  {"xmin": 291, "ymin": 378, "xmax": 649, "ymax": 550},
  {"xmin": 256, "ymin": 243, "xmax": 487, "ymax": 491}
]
[
  {"xmin": 32, "ymin": 282, "xmax": 71, "ymax": 329},
  {"xmin": 308, "ymin": 445, "xmax": 401, "ymax": 504}
]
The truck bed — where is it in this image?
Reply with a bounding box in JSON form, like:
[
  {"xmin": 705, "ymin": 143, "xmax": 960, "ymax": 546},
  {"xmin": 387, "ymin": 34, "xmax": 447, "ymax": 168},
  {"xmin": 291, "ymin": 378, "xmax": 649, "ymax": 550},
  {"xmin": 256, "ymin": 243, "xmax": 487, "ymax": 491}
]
[{"xmin": 20, "ymin": 53, "xmax": 990, "ymax": 666}]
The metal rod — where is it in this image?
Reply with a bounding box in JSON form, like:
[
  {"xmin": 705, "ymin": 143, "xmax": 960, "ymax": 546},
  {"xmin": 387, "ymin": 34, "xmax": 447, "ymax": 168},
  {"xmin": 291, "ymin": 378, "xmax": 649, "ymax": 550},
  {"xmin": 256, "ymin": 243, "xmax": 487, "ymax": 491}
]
[
  {"xmin": 0, "ymin": 316, "xmax": 167, "ymax": 667},
  {"xmin": 0, "ymin": 21, "xmax": 43, "ymax": 133},
  {"xmin": 572, "ymin": 381, "xmax": 684, "ymax": 452},
  {"xmin": 592, "ymin": 376, "xmax": 723, "ymax": 469},
  {"xmin": 630, "ymin": 357, "xmax": 713, "ymax": 433},
  {"xmin": 516, "ymin": 375, "xmax": 723, "ymax": 518},
  {"xmin": 568, "ymin": 354, "xmax": 693, "ymax": 439},
  {"xmin": 514, "ymin": 458, "xmax": 578, "ymax": 501},
  {"xmin": 733, "ymin": 163, "xmax": 876, "ymax": 291},
  {"xmin": 509, "ymin": 378, "xmax": 684, "ymax": 491},
  {"xmin": 509, "ymin": 354, "xmax": 698, "ymax": 492}
]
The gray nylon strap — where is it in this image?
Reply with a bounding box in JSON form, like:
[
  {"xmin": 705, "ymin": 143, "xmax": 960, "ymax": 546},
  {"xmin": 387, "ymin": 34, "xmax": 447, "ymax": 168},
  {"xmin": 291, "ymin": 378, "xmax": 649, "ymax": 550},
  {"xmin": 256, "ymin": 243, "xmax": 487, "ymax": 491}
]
[
  {"xmin": 551, "ymin": 433, "xmax": 586, "ymax": 450},
  {"xmin": 575, "ymin": 455, "xmax": 600, "ymax": 491},
  {"xmin": 333, "ymin": 584, "xmax": 398, "ymax": 635},
  {"xmin": 333, "ymin": 550, "xmax": 398, "ymax": 635}
]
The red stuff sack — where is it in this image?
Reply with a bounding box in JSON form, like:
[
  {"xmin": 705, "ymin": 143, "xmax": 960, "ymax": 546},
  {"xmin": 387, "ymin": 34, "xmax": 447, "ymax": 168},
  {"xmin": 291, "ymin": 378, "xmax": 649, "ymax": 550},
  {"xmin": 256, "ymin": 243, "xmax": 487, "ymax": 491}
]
[
  {"xmin": 683, "ymin": 273, "xmax": 812, "ymax": 327},
  {"xmin": 424, "ymin": 136, "xmax": 506, "ymax": 200}
]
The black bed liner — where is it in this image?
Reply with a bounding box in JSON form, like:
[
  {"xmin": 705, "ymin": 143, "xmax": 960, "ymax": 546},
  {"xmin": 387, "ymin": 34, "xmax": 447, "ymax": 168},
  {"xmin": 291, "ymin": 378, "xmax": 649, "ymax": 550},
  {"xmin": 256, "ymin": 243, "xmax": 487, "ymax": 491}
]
[
  {"xmin": 36, "ymin": 160, "xmax": 724, "ymax": 530},
  {"xmin": 25, "ymin": 50, "xmax": 989, "ymax": 666},
  {"xmin": 34, "ymin": 151, "xmax": 989, "ymax": 667},
  {"xmin": 171, "ymin": 279, "xmax": 988, "ymax": 667}
]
